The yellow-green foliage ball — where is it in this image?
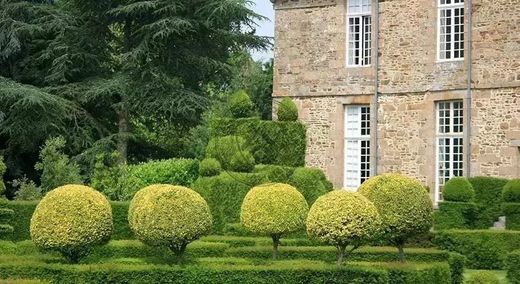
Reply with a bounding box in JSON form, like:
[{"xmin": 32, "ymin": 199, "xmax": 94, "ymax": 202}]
[
  {"xmin": 241, "ymin": 183, "xmax": 309, "ymax": 236},
  {"xmin": 128, "ymin": 184, "xmax": 212, "ymax": 253},
  {"xmin": 359, "ymin": 173, "xmax": 433, "ymax": 245},
  {"xmin": 306, "ymin": 190, "xmax": 381, "ymax": 247},
  {"xmin": 30, "ymin": 184, "xmax": 113, "ymax": 262}
]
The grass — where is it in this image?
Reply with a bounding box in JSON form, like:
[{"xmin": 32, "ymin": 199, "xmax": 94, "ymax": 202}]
[{"xmin": 464, "ymin": 270, "xmax": 510, "ymax": 284}]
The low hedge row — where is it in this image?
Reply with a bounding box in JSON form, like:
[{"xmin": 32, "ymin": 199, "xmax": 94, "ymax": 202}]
[
  {"xmin": 222, "ymin": 246, "xmax": 464, "ymax": 284},
  {"xmin": 434, "ymin": 230, "xmax": 520, "ymax": 269},
  {"xmin": 0, "ymin": 200, "xmax": 132, "ymax": 241},
  {"xmin": 507, "ymin": 250, "xmax": 520, "ymax": 284},
  {"xmin": 0, "ymin": 256, "xmax": 453, "ymax": 284},
  {"xmin": 503, "ymin": 203, "xmax": 520, "ymax": 230},
  {"xmin": 200, "ymin": 235, "xmax": 318, "ymax": 247}
]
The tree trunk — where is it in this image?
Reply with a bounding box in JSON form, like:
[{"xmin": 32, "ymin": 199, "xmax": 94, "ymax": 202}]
[
  {"xmin": 170, "ymin": 243, "xmax": 187, "ymax": 264},
  {"xmin": 117, "ymin": 109, "xmax": 129, "ymax": 164},
  {"xmin": 272, "ymin": 234, "xmax": 280, "ymax": 260},
  {"xmin": 336, "ymin": 245, "xmax": 347, "ymax": 265},
  {"xmin": 397, "ymin": 243, "xmax": 406, "ymax": 263}
]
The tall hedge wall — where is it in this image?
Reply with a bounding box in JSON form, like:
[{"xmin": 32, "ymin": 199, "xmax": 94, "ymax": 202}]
[
  {"xmin": 468, "ymin": 177, "xmax": 509, "ymax": 228},
  {"xmin": 209, "ymin": 118, "xmax": 306, "ymax": 167}
]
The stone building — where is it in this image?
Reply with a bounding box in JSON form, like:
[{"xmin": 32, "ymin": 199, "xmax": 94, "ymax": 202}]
[{"xmin": 271, "ymin": 0, "xmax": 520, "ymax": 203}]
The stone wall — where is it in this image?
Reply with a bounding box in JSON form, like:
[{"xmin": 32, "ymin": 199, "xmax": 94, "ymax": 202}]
[
  {"xmin": 471, "ymin": 88, "xmax": 520, "ymax": 177},
  {"xmin": 272, "ymin": 0, "xmax": 520, "ymax": 188}
]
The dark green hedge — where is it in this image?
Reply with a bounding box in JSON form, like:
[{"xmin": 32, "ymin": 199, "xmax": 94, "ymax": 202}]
[
  {"xmin": 434, "ymin": 202, "xmax": 478, "ymax": 230},
  {"xmin": 0, "ymin": 200, "xmax": 131, "ymax": 241},
  {"xmin": 209, "ymin": 118, "xmax": 306, "ymax": 167},
  {"xmin": 0, "ymin": 256, "xmax": 455, "ymax": 284},
  {"xmin": 434, "ymin": 230, "xmax": 520, "ymax": 269},
  {"xmin": 503, "ymin": 203, "xmax": 520, "ymax": 230},
  {"xmin": 193, "ymin": 172, "xmax": 267, "ymax": 233},
  {"xmin": 506, "ymin": 250, "xmax": 520, "ymax": 284},
  {"xmin": 468, "ymin": 177, "xmax": 509, "ymax": 228},
  {"xmin": 222, "ymin": 246, "xmax": 463, "ymax": 283}
]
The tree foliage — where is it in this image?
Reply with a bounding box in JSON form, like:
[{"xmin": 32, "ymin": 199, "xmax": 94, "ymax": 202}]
[{"xmin": 0, "ymin": 0, "xmax": 271, "ymax": 188}]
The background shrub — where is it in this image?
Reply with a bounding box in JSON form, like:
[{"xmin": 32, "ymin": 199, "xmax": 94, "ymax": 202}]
[
  {"xmin": 434, "ymin": 230, "xmax": 520, "ymax": 269},
  {"xmin": 0, "ymin": 156, "xmax": 5, "ymax": 198},
  {"xmin": 502, "ymin": 203, "xmax": 520, "ymax": 230},
  {"xmin": 199, "ymin": 158, "xmax": 221, "ymax": 177},
  {"xmin": 465, "ymin": 271, "xmax": 500, "ymax": 284},
  {"xmin": 129, "ymin": 184, "xmax": 212, "ymax": 261},
  {"xmin": 11, "ymin": 177, "xmax": 41, "ymax": 201},
  {"xmin": 434, "ymin": 202, "xmax": 478, "ymax": 230},
  {"xmin": 502, "ymin": 179, "xmax": 520, "ymax": 202},
  {"xmin": 253, "ymin": 164, "xmax": 296, "ymax": 182},
  {"xmin": 0, "ymin": 206, "xmax": 13, "ymax": 239},
  {"xmin": 209, "ymin": 118, "xmax": 306, "ymax": 167},
  {"xmin": 206, "ymin": 135, "xmax": 254, "ymax": 172},
  {"xmin": 228, "ymin": 90, "xmax": 254, "ymax": 118},
  {"xmin": 277, "ymin": 97, "xmax": 298, "ymax": 121},
  {"xmin": 241, "ymin": 183, "xmax": 309, "ymax": 258},
  {"xmin": 92, "ymin": 158, "xmax": 199, "ymax": 201},
  {"xmin": 359, "ymin": 173, "xmax": 433, "ymax": 261},
  {"xmin": 468, "ymin": 177, "xmax": 508, "ymax": 229},
  {"xmin": 443, "ymin": 177, "xmax": 474, "ymax": 202},
  {"xmin": 229, "ymin": 151, "xmax": 255, "ymax": 173},
  {"xmin": 194, "ymin": 172, "xmax": 267, "ymax": 233},
  {"xmin": 306, "ymin": 191, "xmax": 381, "ymax": 264},
  {"xmin": 34, "ymin": 137, "xmax": 82, "ymax": 194},
  {"xmin": 30, "ymin": 184, "xmax": 112, "ymax": 263},
  {"xmin": 290, "ymin": 167, "xmax": 332, "ymax": 205}
]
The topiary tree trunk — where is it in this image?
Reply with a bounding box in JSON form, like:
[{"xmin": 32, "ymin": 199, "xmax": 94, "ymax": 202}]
[
  {"xmin": 169, "ymin": 242, "xmax": 188, "ymax": 264},
  {"xmin": 271, "ymin": 234, "xmax": 281, "ymax": 260},
  {"xmin": 336, "ymin": 245, "xmax": 347, "ymax": 265},
  {"xmin": 396, "ymin": 240, "xmax": 406, "ymax": 262}
]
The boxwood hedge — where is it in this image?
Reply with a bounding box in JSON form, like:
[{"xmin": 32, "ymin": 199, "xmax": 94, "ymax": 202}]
[
  {"xmin": 468, "ymin": 177, "xmax": 509, "ymax": 229},
  {"xmin": 434, "ymin": 230, "xmax": 520, "ymax": 269},
  {"xmin": 0, "ymin": 256, "xmax": 455, "ymax": 284},
  {"xmin": 434, "ymin": 202, "xmax": 478, "ymax": 230},
  {"xmin": 506, "ymin": 250, "xmax": 520, "ymax": 284}
]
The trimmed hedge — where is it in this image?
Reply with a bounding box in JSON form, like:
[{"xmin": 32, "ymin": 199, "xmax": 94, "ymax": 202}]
[
  {"xmin": 0, "ymin": 256, "xmax": 455, "ymax": 284},
  {"xmin": 209, "ymin": 118, "xmax": 306, "ymax": 167},
  {"xmin": 503, "ymin": 203, "xmax": 520, "ymax": 230},
  {"xmin": 468, "ymin": 177, "xmax": 509, "ymax": 229},
  {"xmin": 193, "ymin": 172, "xmax": 267, "ymax": 233},
  {"xmin": 0, "ymin": 200, "xmax": 132, "ymax": 241},
  {"xmin": 443, "ymin": 178, "xmax": 474, "ymax": 202},
  {"xmin": 503, "ymin": 179, "xmax": 520, "ymax": 202},
  {"xmin": 434, "ymin": 202, "xmax": 478, "ymax": 230},
  {"xmin": 506, "ymin": 250, "xmax": 520, "ymax": 284},
  {"xmin": 434, "ymin": 230, "xmax": 520, "ymax": 269}
]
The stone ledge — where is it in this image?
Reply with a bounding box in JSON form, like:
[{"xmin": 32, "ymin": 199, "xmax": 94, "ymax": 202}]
[{"xmin": 511, "ymin": 140, "xmax": 520, "ymax": 147}]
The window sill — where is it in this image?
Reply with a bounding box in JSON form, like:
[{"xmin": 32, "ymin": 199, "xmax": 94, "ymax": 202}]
[
  {"xmin": 436, "ymin": 59, "xmax": 464, "ymax": 64},
  {"xmin": 346, "ymin": 65, "xmax": 372, "ymax": 68}
]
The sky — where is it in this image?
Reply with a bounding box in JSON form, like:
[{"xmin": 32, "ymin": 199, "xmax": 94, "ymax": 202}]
[{"xmin": 250, "ymin": 0, "xmax": 275, "ymax": 61}]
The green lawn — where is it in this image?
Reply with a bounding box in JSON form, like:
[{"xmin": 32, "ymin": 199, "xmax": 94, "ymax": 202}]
[{"xmin": 464, "ymin": 270, "xmax": 509, "ymax": 284}]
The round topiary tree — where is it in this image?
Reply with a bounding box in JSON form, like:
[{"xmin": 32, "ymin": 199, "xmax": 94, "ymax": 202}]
[
  {"xmin": 229, "ymin": 151, "xmax": 255, "ymax": 173},
  {"xmin": 306, "ymin": 191, "xmax": 381, "ymax": 264},
  {"xmin": 465, "ymin": 271, "xmax": 500, "ymax": 284},
  {"xmin": 503, "ymin": 179, "xmax": 520, "ymax": 202},
  {"xmin": 228, "ymin": 90, "xmax": 254, "ymax": 118},
  {"xmin": 129, "ymin": 184, "xmax": 212, "ymax": 262},
  {"xmin": 277, "ymin": 97, "xmax": 298, "ymax": 121},
  {"xmin": 241, "ymin": 183, "xmax": 309, "ymax": 259},
  {"xmin": 359, "ymin": 173, "xmax": 433, "ymax": 262},
  {"xmin": 30, "ymin": 184, "xmax": 113, "ymax": 263},
  {"xmin": 199, "ymin": 158, "xmax": 221, "ymax": 177},
  {"xmin": 443, "ymin": 177, "xmax": 475, "ymax": 202}
]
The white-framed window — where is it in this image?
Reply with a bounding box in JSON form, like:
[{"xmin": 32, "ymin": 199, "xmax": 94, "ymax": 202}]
[
  {"xmin": 344, "ymin": 105, "xmax": 371, "ymax": 190},
  {"xmin": 347, "ymin": 0, "xmax": 371, "ymax": 67},
  {"xmin": 438, "ymin": 0, "xmax": 464, "ymax": 61},
  {"xmin": 435, "ymin": 101, "xmax": 464, "ymax": 203}
]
